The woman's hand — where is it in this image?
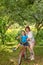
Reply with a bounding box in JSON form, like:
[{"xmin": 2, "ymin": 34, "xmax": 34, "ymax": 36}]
[{"xmin": 27, "ymin": 38, "xmax": 30, "ymax": 41}]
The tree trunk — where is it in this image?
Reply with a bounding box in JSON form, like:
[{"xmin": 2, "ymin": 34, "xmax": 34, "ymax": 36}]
[{"xmin": 1, "ymin": 33, "xmax": 5, "ymax": 44}]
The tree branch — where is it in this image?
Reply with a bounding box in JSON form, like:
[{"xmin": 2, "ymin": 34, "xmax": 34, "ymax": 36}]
[
  {"xmin": 18, "ymin": 13, "xmax": 27, "ymax": 21},
  {"xmin": 32, "ymin": 14, "xmax": 43, "ymax": 30},
  {"xmin": 6, "ymin": 21, "xmax": 15, "ymax": 31},
  {"xmin": 38, "ymin": 0, "xmax": 42, "ymax": 3},
  {"xmin": 32, "ymin": 14, "xmax": 39, "ymax": 21}
]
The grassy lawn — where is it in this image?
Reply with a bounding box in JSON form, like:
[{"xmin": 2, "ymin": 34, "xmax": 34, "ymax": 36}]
[{"xmin": 0, "ymin": 44, "xmax": 43, "ymax": 65}]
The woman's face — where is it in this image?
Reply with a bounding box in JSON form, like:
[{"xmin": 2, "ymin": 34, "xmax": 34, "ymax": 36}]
[{"xmin": 25, "ymin": 28, "xmax": 29, "ymax": 32}]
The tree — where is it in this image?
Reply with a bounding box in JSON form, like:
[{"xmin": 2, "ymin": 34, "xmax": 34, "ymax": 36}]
[
  {"xmin": 32, "ymin": 0, "xmax": 43, "ymax": 35},
  {"xmin": 0, "ymin": 0, "xmax": 35, "ymax": 44},
  {"xmin": 0, "ymin": 0, "xmax": 43, "ymax": 44}
]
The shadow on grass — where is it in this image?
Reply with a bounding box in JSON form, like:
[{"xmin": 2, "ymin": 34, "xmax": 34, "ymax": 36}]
[
  {"xmin": 0, "ymin": 44, "xmax": 43, "ymax": 65},
  {"xmin": 5, "ymin": 43, "xmax": 15, "ymax": 46},
  {"xmin": 0, "ymin": 48, "xmax": 18, "ymax": 65}
]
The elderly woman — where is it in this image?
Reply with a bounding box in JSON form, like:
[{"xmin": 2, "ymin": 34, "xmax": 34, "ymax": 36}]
[{"xmin": 25, "ymin": 26, "xmax": 35, "ymax": 60}]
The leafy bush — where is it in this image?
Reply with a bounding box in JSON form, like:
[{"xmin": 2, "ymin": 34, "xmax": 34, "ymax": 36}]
[{"xmin": 36, "ymin": 29, "xmax": 43, "ymax": 45}]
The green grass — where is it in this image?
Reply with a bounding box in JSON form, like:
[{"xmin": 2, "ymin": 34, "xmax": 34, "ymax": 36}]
[{"xmin": 0, "ymin": 44, "xmax": 43, "ymax": 65}]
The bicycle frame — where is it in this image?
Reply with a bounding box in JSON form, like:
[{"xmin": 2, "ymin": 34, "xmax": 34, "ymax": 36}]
[{"xmin": 18, "ymin": 46, "xmax": 27, "ymax": 65}]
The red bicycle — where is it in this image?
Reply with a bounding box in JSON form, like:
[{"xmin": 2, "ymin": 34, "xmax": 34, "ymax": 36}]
[{"xmin": 18, "ymin": 47, "xmax": 27, "ymax": 65}]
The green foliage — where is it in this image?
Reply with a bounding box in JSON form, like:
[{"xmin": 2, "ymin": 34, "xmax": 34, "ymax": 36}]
[
  {"xmin": 36, "ymin": 29, "xmax": 43, "ymax": 45},
  {"xmin": 0, "ymin": 0, "xmax": 43, "ymax": 25},
  {"xmin": 0, "ymin": 18, "xmax": 6, "ymax": 44},
  {"xmin": 0, "ymin": 0, "xmax": 43, "ymax": 45}
]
